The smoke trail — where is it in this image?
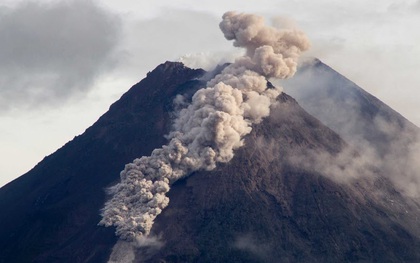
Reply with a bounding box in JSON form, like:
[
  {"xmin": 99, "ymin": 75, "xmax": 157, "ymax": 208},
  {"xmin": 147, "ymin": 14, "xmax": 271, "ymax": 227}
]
[
  {"xmin": 99, "ymin": 11, "xmax": 309, "ymax": 241},
  {"xmin": 108, "ymin": 236, "xmax": 163, "ymax": 263}
]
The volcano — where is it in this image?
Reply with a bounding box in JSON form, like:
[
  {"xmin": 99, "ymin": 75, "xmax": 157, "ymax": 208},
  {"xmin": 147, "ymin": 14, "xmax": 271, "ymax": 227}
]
[{"xmin": 1, "ymin": 60, "xmax": 420, "ymax": 263}]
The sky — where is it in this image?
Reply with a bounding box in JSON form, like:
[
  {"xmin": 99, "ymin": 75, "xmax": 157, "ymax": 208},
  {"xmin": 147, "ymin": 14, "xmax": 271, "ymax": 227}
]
[{"xmin": 0, "ymin": 0, "xmax": 419, "ymax": 187}]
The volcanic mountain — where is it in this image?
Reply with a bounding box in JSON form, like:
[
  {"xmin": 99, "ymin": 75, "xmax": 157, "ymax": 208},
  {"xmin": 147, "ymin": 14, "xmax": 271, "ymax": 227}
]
[{"xmin": 1, "ymin": 60, "xmax": 420, "ymax": 263}]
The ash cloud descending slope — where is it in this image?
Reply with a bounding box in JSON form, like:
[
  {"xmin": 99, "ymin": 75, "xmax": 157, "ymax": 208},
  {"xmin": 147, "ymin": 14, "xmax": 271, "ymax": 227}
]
[{"xmin": 99, "ymin": 11, "xmax": 309, "ymax": 241}]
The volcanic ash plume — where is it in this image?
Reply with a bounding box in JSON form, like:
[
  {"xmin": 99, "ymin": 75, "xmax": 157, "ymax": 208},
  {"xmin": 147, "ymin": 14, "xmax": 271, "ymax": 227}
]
[{"xmin": 99, "ymin": 11, "xmax": 309, "ymax": 241}]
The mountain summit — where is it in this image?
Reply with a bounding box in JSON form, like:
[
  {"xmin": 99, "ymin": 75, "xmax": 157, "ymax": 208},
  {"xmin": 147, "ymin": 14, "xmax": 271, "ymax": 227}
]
[{"xmin": 1, "ymin": 60, "xmax": 420, "ymax": 262}]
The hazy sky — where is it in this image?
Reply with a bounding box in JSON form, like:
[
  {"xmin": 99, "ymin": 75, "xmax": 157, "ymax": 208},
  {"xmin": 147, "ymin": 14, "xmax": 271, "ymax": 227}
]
[{"xmin": 1, "ymin": 0, "xmax": 419, "ymax": 187}]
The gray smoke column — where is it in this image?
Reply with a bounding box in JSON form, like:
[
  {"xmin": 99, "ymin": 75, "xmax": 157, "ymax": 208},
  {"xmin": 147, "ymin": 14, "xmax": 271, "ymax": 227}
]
[{"xmin": 99, "ymin": 11, "xmax": 310, "ymax": 241}]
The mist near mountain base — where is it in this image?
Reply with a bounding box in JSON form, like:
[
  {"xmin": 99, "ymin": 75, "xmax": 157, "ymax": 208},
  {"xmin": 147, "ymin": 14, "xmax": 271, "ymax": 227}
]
[
  {"xmin": 233, "ymin": 233, "xmax": 274, "ymax": 262},
  {"xmin": 108, "ymin": 236, "xmax": 163, "ymax": 263}
]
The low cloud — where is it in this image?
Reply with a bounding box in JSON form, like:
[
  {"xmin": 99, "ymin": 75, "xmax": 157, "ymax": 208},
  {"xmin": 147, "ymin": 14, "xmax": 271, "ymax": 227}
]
[
  {"xmin": 119, "ymin": 9, "xmax": 232, "ymax": 77},
  {"xmin": 287, "ymin": 146, "xmax": 378, "ymax": 184},
  {"xmin": 178, "ymin": 50, "xmax": 243, "ymax": 71},
  {"xmin": 108, "ymin": 235, "xmax": 164, "ymax": 263},
  {"xmin": 108, "ymin": 241, "xmax": 136, "ymax": 263},
  {"xmin": 233, "ymin": 233, "xmax": 273, "ymax": 262},
  {"xmin": 0, "ymin": 0, "xmax": 121, "ymax": 113}
]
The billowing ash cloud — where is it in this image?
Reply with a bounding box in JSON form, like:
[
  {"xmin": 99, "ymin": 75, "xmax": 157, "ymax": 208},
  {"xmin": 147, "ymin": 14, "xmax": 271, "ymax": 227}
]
[{"xmin": 99, "ymin": 11, "xmax": 309, "ymax": 241}]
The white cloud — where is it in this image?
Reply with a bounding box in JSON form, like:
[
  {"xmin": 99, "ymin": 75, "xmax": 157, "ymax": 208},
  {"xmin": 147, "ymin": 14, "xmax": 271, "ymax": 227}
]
[{"xmin": 116, "ymin": 9, "xmax": 233, "ymax": 77}]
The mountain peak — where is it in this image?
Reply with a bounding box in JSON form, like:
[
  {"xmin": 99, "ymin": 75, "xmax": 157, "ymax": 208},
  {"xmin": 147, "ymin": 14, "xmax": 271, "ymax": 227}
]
[{"xmin": 153, "ymin": 61, "xmax": 188, "ymax": 71}]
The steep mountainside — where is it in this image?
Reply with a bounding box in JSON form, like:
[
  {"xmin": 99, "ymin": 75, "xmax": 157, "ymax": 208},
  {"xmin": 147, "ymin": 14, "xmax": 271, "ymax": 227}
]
[{"xmin": 0, "ymin": 61, "xmax": 419, "ymax": 263}]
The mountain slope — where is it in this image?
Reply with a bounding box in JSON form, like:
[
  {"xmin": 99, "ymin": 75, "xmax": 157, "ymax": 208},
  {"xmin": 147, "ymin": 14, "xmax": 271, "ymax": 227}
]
[{"xmin": 0, "ymin": 61, "xmax": 419, "ymax": 262}]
